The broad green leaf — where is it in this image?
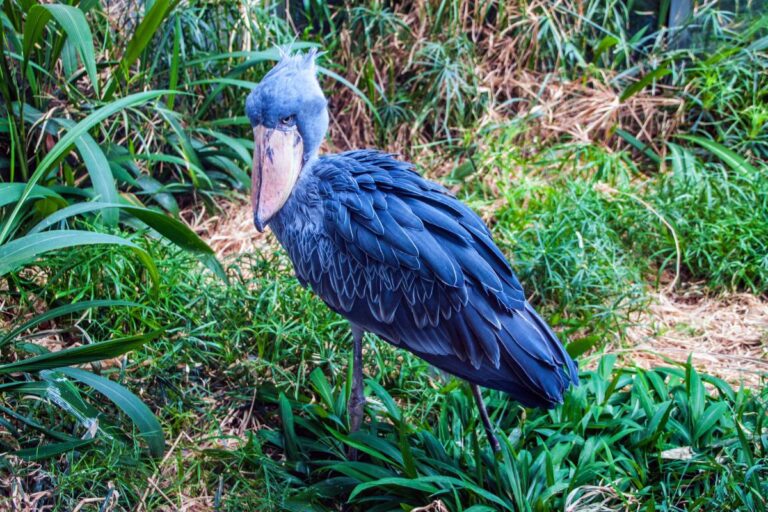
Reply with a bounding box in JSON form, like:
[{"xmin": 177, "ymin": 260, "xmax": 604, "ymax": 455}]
[
  {"xmin": 620, "ymin": 67, "xmax": 670, "ymax": 102},
  {"xmin": 678, "ymin": 135, "xmax": 760, "ymax": 175},
  {"xmin": 279, "ymin": 393, "xmax": 300, "ymax": 460},
  {"xmin": 350, "ymin": 475, "xmax": 510, "ymax": 508},
  {"xmin": 668, "ymin": 142, "xmax": 697, "ymax": 179},
  {"xmin": 0, "ymin": 90, "xmax": 171, "ymax": 244},
  {"xmin": 0, "ymin": 231, "xmax": 158, "ymax": 289},
  {"xmin": 0, "ymin": 330, "xmax": 162, "ymax": 375},
  {"xmin": 37, "ymin": 371, "xmax": 123, "ymax": 439},
  {"xmin": 348, "ymin": 477, "xmax": 439, "ymax": 501},
  {"xmin": 122, "ymin": 0, "xmax": 177, "ymax": 73},
  {"xmin": 694, "ymin": 402, "xmax": 728, "ymax": 443},
  {"xmin": 566, "ymin": 333, "xmax": 600, "ymax": 358},
  {"xmin": 195, "ymin": 128, "xmax": 252, "ymax": 165},
  {"xmin": 60, "ymin": 37, "xmax": 78, "ymax": 77},
  {"xmin": 38, "ymin": 4, "xmax": 100, "ymax": 95},
  {"xmin": 21, "ymin": 5, "xmax": 52, "ymax": 68},
  {"xmin": 103, "ymin": 0, "xmax": 178, "ymax": 100},
  {"xmin": 59, "ymin": 120, "xmax": 120, "ymax": 226},
  {"xmin": 0, "ymin": 299, "xmax": 142, "ymax": 348},
  {"xmin": 0, "ymin": 183, "xmax": 65, "ymax": 208},
  {"xmin": 57, "ymin": 367, "xmax": 165, "ymax": 457},
  {"xmin": 637, "ymin": 400, "xmax": 674, "ymax": 446},
  {"xmin": 594, "ymin": 35, "xmax": 618, "ymax": 62},
  {"xmin": 13, "ymin": 105, "xmax": 119, "ymax": 225},
  {"xmin": 366, "ymin": 378, "xmax": 401, "ymax": 422},
  {"xmin": 309, "ymin": 368, "xmax": 335, "ymax": 411},
  {"xmin": 13, "ymin": 438, "xmax": 94, "ymax": 461},
  {"xmin": 28, "ymin": 202, "xmax": 226, "ymax": 280}
]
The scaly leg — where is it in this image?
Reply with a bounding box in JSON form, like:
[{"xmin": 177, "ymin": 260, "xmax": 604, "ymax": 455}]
[
  {"xmin": 348, "ymin": 325, "xmax": 366, "ymax": 434},
  {"xmin": 471, "ymin": 383, "xmax": 501, "ymax": 453},
  {"xmin": 346, "ymin": 325, "xmax": 366, "ymax": 461}
]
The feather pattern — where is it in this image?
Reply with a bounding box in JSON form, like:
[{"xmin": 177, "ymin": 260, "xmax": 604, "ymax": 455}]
[{"xmin": 270, "ymin": 150, "xmax": 578, "ymax": 408}]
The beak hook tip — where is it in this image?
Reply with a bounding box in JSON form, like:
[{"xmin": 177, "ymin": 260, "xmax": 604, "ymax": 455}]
[{"xmin": 254, "ymin": 215, "xmax": 266, "ymax": 233}]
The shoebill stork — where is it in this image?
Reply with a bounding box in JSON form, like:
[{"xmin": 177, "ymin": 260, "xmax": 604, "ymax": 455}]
[{"xmin": 246, "ymin": 51, "xmax": 578, "ymax": 451}]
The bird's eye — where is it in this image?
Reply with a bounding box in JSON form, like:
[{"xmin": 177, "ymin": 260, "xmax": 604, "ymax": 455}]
[{"xmin": 280, "ymin": 115, "xmax": 296, "ymax": 127}]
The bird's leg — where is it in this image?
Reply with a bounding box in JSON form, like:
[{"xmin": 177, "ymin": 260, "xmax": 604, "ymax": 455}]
[
  {"xmin": 470, "ymin": 383, "xmax": 501, "ymax": 454},
  {"xmin": 348, "ymin": 325, "xmax": 366, "ymax": 434},
  {"xmin": 346, "ymin": 325, "xmax": 366, "ymax": 461}
]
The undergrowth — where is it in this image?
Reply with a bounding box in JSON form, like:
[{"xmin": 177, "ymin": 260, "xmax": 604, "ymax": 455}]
[
  {"xmin": 2, "ymin": 0, "xmax": 767, "ymax": 510},
  {"xmin": 3, "ymin": 247, "xmax": 766, "ymax": 510}
]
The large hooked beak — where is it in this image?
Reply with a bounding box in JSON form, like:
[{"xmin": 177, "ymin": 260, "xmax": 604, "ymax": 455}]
[{"xmin": 251, "ymin": 125, "xmax": 304, "ymax": 232}]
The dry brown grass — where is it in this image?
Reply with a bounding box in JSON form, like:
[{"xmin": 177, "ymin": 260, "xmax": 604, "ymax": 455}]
[
  {"xmin": 492, "ymin": 70, "xmax": 684, "ymax": 154},
  {"xmin": 619, "ymin": 289, "xmax": 768, "ymax": 387},
  {"xmin": 181, "ymin": 198, "xmax": 268, "ymax": 262},
  {"xmin": 318, "ymin": 0, "xmax": 685, "ymax": 171},
  {"xmin": 0, "ymin": 457, "xmax": 53, "ymax": 512}
]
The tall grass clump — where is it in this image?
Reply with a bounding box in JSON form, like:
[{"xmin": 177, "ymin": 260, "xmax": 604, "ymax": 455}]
[
  {"xmin": 624, "ymin": 141, "xmax": 768, "ymax": 292},
  {"xmin": 467, "ymin": 127, "xmax": 650, "ymax": 350},
  {"xmin": 9, "ymin": 244, "xmax": 765, "ymax": 510},
  {"xmin": 0, "ymin": 0, "xmax": 231, "ymax": 461},
  {"xmin": 228, "ymin": 354, "xmax": 768, "ymax": 511}
]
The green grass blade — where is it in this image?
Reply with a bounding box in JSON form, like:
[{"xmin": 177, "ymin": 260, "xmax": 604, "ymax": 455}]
[
  {"xmin": 615, "ymin": 128, "xmax": 661, "ymax": 164},
  {"xmin": 0, "ymin": 89, "xmax": 171, "ymax": 245},
  {"xmin": 678, "ymin": 135, "xmax": 760, "ymax": 175},
  {"xmin": 167, "ymin": 13, "xmax": 181, "ymax": 109},
  {"xmin": 13, "ymin": 438, "xmax": 94, "ymax": 461},
  {"xmin": 103, "ymin": 0, "xmax": 178, "ymax": 100},
  {"xmin": 0, "ymin": 230, "xmax": 158, "ymax": 285},
  {"xmin": 0, "ymin": 330, "xmax": 162, "ymax": 375},
  {"xmin": 28, "ymin": 202, "xmax": 226, "ymax": 280},
  {"xmin": 57, "ymin": 367, "xmax": 165, "ymax": 457},
  {"xmin": 189, "ymin": 78, "xmax": 259, "ymax": 90},
  {"xmin": 21, "ymin": 5, "xmax": 52, "ymax": 72},
  {"xmin": 318, "ymin": 66, "xmax": 382, "ymax": 126},
  {"xmin": 0, "ymin": 183, "xmax": 65, "ymax": 208},
  {"xmin": 348, "ymin": 477, "xmax": 439, "ymax": 501},
  {"xmin": 40, "ymin": 4, "xmax": 100, "ymax": 95},
  {"xmin": 121, "ymin": 0, "xmax": 178, "ymax": 74},
  {"xmin": 620, "ymin": 67, "xmax": 670, "ymax": 102},
  {"xmin": 0, "ymin": 299, "xmax": 143, "ymax": 348}
]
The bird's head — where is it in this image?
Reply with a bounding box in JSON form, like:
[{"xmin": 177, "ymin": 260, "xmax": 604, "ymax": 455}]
[{"xmin": 246, "ymin": 49, "xmax": 329, "ymax": 231}]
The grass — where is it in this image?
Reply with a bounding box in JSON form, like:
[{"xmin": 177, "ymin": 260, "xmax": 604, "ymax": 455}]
[
  {"xmin": 2, "ymin": 0, "xmax": 768, "ymax": 510},
  {"xmin": 2, "ymin": 245, "xmax": 766, "ymax": 510}
]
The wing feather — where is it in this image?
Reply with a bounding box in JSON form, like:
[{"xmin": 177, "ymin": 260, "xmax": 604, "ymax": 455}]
[{"xmin": 287, "ymin": 150, "xmax": 578, "ymax": 407}]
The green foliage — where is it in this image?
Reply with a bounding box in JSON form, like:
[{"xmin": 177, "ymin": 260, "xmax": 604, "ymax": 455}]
[
  {"xmin": 5, "ymin": 246, "xmax": 765, "ymax": 510},
  {"xmin": 0, "ymin": 0, "xmax": 225, "ymax": 465},
  {"xmin": 257, "ymin": 356, "xmax": 767, "ymax": 511},
  {"xmin": 648, "ymin": 143, "xmax": 768, "ymax": 291},
  {"xmin": 493, "ymin": 175, "xmax": 648, "ymax": 348},
  {"xmin": 2, "ymin": 0, "xmax": 767, "ymax": 509},
  {"xmin": 0, "ymin": 298, "xmax": 165, "ymax": 460},
  {"xmin": 674, "ymin": 12, "xmax": 768, "ymax": 160}
]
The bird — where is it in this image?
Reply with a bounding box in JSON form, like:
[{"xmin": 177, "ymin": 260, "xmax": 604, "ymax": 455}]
[{"xmin": 246, "ymin": 50, "xmax": 578, "ymax": 452}]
